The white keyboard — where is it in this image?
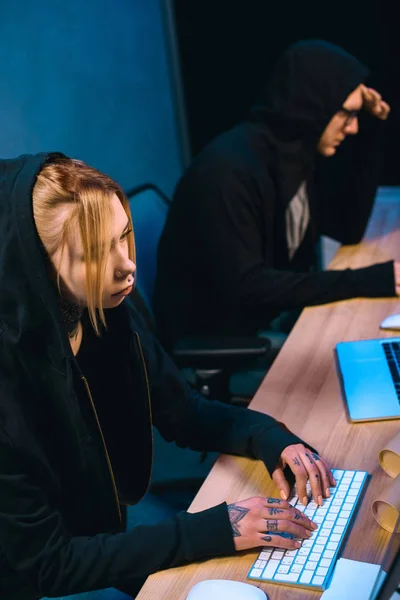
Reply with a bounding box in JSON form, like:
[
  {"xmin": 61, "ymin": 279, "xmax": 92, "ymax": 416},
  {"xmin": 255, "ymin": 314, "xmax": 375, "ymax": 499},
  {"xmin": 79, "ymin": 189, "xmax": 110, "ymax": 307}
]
[{"xmin": 247, "ymin": 469, "xmax": 369, "ymax": 591}]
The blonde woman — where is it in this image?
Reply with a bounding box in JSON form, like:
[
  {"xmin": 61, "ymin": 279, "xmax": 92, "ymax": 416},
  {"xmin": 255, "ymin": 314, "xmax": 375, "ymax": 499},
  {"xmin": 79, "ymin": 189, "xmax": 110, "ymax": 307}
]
[{"xmin": 0, "ymin": 153, "xmax": 334, "ymax": 599}]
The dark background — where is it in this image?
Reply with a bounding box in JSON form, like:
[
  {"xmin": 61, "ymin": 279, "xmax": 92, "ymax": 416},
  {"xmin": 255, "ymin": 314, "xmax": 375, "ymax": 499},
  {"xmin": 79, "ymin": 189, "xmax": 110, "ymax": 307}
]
[{"xmin": 173, "ymin": 0, "xmax": 398, "ymax": 184}]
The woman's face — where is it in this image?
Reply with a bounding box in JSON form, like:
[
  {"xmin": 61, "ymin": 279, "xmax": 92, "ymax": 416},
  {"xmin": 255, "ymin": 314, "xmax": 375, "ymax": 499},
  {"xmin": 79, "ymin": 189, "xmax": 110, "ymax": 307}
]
[{"xmin": 51, "ymin": 194, "xmax": 136, "ymax": 308}]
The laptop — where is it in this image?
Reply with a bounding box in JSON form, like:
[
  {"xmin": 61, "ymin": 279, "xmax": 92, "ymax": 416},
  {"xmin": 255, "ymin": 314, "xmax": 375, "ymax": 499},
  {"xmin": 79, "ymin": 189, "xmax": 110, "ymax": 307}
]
[{"xmin": 335, "ymin": 337, "xmax": 400, "ymax": 422}]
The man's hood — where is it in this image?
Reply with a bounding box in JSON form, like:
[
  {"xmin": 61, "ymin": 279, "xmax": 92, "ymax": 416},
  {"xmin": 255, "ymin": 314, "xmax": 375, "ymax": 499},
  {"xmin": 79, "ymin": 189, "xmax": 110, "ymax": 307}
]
[
  {"xmin": 250, "ymin": 39, "xmax": 369, "ymax": 141},
  {"xmin": 0, "ymin": 152, "xmax": 72, "ymax": 361}
]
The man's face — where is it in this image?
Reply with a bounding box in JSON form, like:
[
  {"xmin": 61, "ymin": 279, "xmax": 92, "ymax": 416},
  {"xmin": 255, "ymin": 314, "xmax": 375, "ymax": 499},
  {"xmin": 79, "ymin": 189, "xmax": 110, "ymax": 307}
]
[{"xmin": 317, "ymin": 85, "xmax": 364, "ymax": 157}]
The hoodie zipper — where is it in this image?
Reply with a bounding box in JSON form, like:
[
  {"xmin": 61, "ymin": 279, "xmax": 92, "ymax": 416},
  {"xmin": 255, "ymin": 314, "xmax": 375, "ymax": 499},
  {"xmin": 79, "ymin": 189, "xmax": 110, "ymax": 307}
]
[
  {"xmin": 81, "ymin": 375, "xmax": 122, "ymax": 525},
  {"xmin": 133, "ymin": 331, "xmax": 154, "ymax": 502}
]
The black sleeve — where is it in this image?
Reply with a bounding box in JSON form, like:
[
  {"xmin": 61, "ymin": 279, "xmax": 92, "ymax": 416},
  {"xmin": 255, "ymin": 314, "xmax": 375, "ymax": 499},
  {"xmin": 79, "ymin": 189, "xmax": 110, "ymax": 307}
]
[
  {"xmin": 187, "ymin": 167, "xmax": 395, "ymax": 326},
  {"xmin": 314, "ymin": 114, "xmax": 385, "ymax": 244},
  {"xmin": 127, "ymin": 302, "xmax": 306, "ymax": 476},
  {"xmin": 0, "ymin": 427, "xmax": 235, "ymax": 598}
]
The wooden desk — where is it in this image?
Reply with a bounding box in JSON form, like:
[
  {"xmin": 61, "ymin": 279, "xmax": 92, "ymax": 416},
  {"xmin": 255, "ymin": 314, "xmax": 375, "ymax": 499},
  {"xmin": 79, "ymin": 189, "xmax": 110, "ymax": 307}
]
[{"xmin": 137, "ymin": 188, "xmax": 400, "ymax": 600}]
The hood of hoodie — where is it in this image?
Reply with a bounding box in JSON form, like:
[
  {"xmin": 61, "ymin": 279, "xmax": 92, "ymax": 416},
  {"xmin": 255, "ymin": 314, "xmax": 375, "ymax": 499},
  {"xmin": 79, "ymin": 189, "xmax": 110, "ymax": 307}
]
[
  {"xmin": 247, "ymin": 40, "xmax": 369, "ymax": 208},
  {"xmin": 0, "ymin": 152, "xmax": 76, "ymax": 365},
  {"xmin": 250, "ymin": 39, "xmax": 369, "ymax": 140}
]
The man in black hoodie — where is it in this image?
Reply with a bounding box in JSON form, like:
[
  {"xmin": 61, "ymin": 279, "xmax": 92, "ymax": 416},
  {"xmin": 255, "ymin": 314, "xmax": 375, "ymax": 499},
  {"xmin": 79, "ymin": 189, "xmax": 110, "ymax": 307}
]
[{"xmin": 154, "ymin": 40, "xmax": 396, "ymax": 351}]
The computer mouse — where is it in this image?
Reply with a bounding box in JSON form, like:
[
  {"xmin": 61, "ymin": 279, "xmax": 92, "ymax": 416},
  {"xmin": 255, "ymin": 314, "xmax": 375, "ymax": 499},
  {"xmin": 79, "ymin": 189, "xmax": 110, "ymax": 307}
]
[
  {"xmin": 380, "ymin": 314, "xmax": 400, "ymax": 330},
  {"xmin": 186, "ymin": 579, "xmax": 267, "ymax": 600}
]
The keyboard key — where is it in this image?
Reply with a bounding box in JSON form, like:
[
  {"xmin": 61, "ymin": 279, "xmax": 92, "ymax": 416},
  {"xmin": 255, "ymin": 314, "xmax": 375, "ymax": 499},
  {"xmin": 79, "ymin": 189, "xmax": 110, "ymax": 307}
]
[
  {"xmin": 336, "ymin": 518, "xmax": 347, "ymax": 526},
  {"xmin": 310, "ymin": 552, "xmax": 322, "ymax": 562},
  {"xmin": 302, "ymin": 540, "xmax": 314, "ymax": 548},
  {"xmin": 332, "ymin": 470, "xmax": 344, "ymax": 479},
  {"xmin": 343, "ymin": 502, "xmax": 355, "ymax": 511},
  {"xmin": 300, "ymin": 571, "xmax": 313, "ymax": 584},
  {"xmin": 271, "ymin": 551, "xmax": 285, "ymax": 560},
  {"xmin": 259, "ymin": 551, "xmax": 272, "ymax": 560},
  {"xmin": 320, "ymin": 558, "xmax": 333, "ymax": 568},
  {"xmin": 282, "ymin": 557, "xmax": 294, "ymax": 565},
  {"xmin": 262, "ymin": 560, "xmax": 280, "ymax": 579},
  {"xmin": 340, "ymin": 510, "xmax": 351, "ymax": 519},
  {"xmin": 286, "ymin": 550, "xmax": 299, "ymax": 556},
  {"xmin": 276, "ymin": 573, "xmax": 300, "ymax": 582},
  {"xmin": 325, "ymin": 512, "xmax": 336, "ymax": 521},
  {"xmin": 333, "ymin": 525, "xmax": 344, "ymax": 535},
  {"xmin": 277, "ymin": 565, "xmax": 290, "ymax": 574},
  {"xmin": 304, "ymin": 561, "xmax": 318, "ymax": 571},
  {"xmin": 314, "ymin": 515, "xmax": 324, "ymax": 524},
  {"xmin": 323, "ymin": 550, "xmax": 335, "ymax": 559},
  {"xmin": 299, "ymin": 548, "xmax": 311, "ymax": 556},
  {"xmin": 316, "ymin": 536, "xmax": 328, "ymax": 546},
  {"xmin": 294, "ymin": 556, "xmax": 306, "ymax": 565},
  {"xmin": 327, "ymin": 542, "xmax": 339, "ymax": 551},
  {"xmin": 342, "ymin": 477, "xmax": 353, "ymax": 485},
  {"xmin": 330, "ymin": 506, "xmax": 340, "ymax": 514},
  {"xmin": 350, "ymin": 482, "xmax": 362, "ymax": 490},
  {"xmin": 354, "ymin": 472, "xmax": 366, "ymax": 481},
  {"xmin": 313, "ymin": 544, "xmax": 325, "ymax": 554},
  {"xmin": 316, "ymin": 566, "xmax": 329, "ymax": 577},
  {"xmin": 312, "ymin": 575, "xmax": 325, "ymax": 585},
  {"xmin": 254, "ymin": 560, "xmax": 267, "ymax": 569},
  {"xmin": 291, "ymin": 564, "xmax": 302, "ymax": 573},
  {"xmin": 330, "ymin": 534, "xmax": 341, "ymax": 543},
  {"xmin": 289, "ymin": 496, "xmax": 298, "ymax": 506},
  {"xmin": 250, "ymin": 568, "xmax": 263, "ymax": 578}
]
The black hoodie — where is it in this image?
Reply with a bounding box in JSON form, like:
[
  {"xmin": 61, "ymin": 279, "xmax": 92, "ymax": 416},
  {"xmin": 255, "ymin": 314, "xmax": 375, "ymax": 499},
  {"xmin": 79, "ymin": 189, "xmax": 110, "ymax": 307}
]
[
  {"xmin": 154, "ymin": 40, "xmax": 395, "ymax": 346},
  {"xmin": 0, "ymin": 153, "xmax": 306, "ymax": 599}
]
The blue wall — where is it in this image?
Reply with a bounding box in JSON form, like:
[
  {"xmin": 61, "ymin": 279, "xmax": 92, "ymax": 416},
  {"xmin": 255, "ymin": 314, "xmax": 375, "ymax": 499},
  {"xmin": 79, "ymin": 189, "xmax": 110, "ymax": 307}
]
[{"xmin": 0, "ymin": 0, "xmax": 183, "ymax": 196}]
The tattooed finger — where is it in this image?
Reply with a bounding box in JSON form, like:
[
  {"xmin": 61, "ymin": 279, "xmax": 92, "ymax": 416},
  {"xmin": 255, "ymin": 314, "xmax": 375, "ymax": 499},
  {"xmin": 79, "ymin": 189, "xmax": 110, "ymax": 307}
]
[
  {"xmin": 305, "ymin": 453, "xmax": 314, "ymax": 465},
  {"xmin": 293, "ymin": 457, "xmax": 301, "ymax": 467},
  {"xmin": 261, "ymin": 535, "xmax": 272, "ymax": 542},
  {"xmin": 268, "ymin": 507, "xmax": 284, "ymax": 515},
  {"xmin": 265, "ymin": 519, "xmax": 279, "ymax": 531},
  {"xmin": 311, "ymin": 453, "xmax": 320, "ymax": 461}
]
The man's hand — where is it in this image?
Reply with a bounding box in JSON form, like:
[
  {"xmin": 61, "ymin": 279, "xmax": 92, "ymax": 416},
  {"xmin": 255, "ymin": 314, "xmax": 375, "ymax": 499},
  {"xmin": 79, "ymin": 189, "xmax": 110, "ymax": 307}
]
[
  {"xmin": 272, "ymin": 444, "xmax": 336, "ymax": 506},
  {"xmin": 394, "ymin": 261, "xmax": 400, "ymax": 296},
  {"xmin": 227, "ymin": 496, "xmax": 317, "ymax": 552},
  {"xmin": 361, "ymin": 84, "xmax": 390, "ymax": 120}
]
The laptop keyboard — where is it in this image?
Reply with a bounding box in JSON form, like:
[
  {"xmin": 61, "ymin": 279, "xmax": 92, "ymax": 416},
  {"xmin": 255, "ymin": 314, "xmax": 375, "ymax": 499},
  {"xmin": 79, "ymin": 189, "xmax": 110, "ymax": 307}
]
[
  {"xmin": 247, "ymin": 469, "xmax": 369, "ymax": 591},
  {"xmin": 382, "ymin": 342, "xmax": 400, "ymax": 401}
]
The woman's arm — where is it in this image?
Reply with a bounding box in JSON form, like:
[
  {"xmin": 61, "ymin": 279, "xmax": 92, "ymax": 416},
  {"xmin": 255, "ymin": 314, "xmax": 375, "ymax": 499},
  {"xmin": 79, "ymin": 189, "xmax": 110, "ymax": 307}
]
[{"xmin": 0, "ymin": 431, "xmax": 234, "ymax": 597}]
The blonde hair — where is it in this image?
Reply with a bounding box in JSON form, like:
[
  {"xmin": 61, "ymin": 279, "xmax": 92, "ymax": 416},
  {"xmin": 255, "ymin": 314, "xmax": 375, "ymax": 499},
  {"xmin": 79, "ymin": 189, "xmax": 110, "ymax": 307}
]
[{"xmin": 32, "ymin": 156, "xmax": 135, "ymax": 335}]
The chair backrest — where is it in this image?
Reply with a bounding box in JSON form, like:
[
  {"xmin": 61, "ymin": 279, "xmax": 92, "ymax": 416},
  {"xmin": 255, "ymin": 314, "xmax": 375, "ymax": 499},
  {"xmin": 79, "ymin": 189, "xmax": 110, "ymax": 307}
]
[{"xmin": 127, "ymin": 184, "xmax": 171, "ymax": 315}]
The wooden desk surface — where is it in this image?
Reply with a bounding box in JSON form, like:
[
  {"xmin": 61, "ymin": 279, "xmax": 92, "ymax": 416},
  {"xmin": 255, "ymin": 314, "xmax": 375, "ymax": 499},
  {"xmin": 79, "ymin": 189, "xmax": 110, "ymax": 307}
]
[{"xmin": 137, "ymin": 188, "xmax": 400, "ymax": 600}]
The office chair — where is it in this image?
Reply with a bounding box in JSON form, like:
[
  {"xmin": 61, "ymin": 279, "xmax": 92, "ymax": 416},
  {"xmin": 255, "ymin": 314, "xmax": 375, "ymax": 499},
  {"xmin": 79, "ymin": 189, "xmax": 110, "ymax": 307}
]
[{"xmin": 126, "ymin": 182, "xmax": 271, "ymax": 404}]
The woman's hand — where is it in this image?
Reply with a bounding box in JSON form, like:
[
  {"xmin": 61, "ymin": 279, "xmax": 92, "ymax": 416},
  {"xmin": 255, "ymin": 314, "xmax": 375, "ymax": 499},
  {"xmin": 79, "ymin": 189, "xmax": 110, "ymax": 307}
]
[
  {"xmin": 227, "ymin": 496, "xmax": 317, "ymax": 552},
  {"xmin": 272, "ymin": 444, "xmax": 336, "ymax": 506}
]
